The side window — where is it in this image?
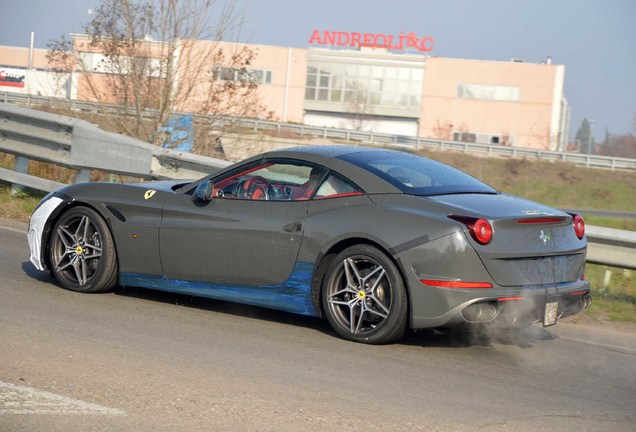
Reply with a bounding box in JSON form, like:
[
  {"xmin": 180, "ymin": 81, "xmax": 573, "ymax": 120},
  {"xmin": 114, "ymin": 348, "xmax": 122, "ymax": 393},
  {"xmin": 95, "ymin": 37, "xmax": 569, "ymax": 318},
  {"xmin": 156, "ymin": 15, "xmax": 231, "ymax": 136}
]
[
  {"xmin": 314, "ymin": 173, "xmax": 363, "ymax": 200},
  {"xmin": 213, "ymin": 160, "xmax": 328, "ymax": 201}
]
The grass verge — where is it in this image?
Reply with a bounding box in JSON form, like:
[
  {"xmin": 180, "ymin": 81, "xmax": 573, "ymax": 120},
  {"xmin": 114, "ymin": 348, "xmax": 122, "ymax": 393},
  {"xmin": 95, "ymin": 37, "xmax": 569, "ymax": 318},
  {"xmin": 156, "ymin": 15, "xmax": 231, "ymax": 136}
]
[
  {"xmin": 0, "ymin": 185, "xmax": 43, "ymax": 222},
  {"xmin": 582, "ymin": 264, "xmax": 636, "ymax": 324}
]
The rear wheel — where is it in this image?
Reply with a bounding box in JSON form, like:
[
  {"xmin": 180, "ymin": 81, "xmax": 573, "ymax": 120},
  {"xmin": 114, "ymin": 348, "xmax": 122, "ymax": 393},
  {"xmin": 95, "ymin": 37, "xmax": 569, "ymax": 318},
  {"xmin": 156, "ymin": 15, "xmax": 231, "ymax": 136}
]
[
  {"xmin": 49, "ymin": 206, "xmax": 118, "ymax": 293},
  {"xmin": 322, "ymin": 245, "xmax": 407, "ymax": 344}
]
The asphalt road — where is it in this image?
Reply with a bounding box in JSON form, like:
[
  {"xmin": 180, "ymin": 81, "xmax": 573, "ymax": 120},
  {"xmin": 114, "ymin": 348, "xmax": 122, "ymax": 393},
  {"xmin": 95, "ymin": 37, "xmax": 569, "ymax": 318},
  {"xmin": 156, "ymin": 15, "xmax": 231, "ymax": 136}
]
[{"xmin": 1, "ymin": 219, "xmax": 635, "ymax": 431}]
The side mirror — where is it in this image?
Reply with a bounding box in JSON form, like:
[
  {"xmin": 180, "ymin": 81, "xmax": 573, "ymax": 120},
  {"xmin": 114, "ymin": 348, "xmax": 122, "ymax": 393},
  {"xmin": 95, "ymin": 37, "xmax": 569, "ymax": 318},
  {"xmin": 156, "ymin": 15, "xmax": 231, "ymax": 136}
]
[{"xmin": 193, "ymin": 180, "xmax": 214, "ymax": 203}]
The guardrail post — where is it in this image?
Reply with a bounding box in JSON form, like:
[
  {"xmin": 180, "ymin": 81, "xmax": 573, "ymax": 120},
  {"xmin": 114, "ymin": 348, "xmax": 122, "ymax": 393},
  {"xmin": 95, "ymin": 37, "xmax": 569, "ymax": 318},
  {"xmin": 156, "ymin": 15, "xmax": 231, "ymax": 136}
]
[
  {"xmin": 10, "ymin": 156, "xmax": 28, "ymax": 195},
  {"xmin": 75, "ymin": 169, "xmax": 91, "ymax": 184}
]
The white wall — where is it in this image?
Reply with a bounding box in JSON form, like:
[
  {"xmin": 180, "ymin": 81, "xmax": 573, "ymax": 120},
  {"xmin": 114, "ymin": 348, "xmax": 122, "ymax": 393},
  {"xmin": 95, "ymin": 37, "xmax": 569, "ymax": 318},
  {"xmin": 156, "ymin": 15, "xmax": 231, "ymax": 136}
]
[
  {"xmin": 0, "ymin": 68, "xmax": 71, "ymax": 98},
  {"xmin": 304, "ymin": 112, "xmax": 418, "ymax": 136}
]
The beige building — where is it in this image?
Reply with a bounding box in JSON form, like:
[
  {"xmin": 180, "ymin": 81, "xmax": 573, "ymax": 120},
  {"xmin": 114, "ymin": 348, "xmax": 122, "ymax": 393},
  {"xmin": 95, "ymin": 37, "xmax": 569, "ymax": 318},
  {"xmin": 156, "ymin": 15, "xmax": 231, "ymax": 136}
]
[
  {"xmin": 419, "ymin": 57, "xmax": 568, "ymax": 150},
  {"xmin": 0, "ymin": 37, "xmax": 569, "ymax": 151}
]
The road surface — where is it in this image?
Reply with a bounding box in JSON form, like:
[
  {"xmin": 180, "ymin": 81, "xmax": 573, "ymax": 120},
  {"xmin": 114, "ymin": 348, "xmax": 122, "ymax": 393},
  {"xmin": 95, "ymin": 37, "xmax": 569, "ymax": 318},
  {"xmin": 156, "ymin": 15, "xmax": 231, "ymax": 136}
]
[{"xmin": 1, "ymin": 218, "xmax": 634, "ymax": 431}]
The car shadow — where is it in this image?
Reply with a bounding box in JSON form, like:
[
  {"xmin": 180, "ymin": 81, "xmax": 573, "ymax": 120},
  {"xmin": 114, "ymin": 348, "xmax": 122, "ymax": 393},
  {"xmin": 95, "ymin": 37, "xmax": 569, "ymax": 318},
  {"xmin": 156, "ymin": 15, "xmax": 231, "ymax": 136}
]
[
  {"xmin": 113, "ymin": 284, "xmax": 334, "ymax": 335},
  {"xmin": 21, "ymin": 261, "xmax": 55, "ymax": 283},
  {"xmin": 20, "ymin": 261, "xmax": 559, "ymax": 349},
  {"xmin": 115, "ymin": 285, "xmax": 560, "ymax": 348}
]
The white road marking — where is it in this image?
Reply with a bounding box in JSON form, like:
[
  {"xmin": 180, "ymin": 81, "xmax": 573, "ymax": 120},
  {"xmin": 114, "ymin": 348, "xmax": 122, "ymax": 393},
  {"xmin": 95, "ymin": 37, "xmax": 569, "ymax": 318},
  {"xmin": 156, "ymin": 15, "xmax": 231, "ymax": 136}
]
[
  {"xmin": 0, "ymin": 225, "xmax": 26, "ymax": 234},
  {"xmin": 0, "ymin": 382, "xmax": 125, "ymax": 415}
]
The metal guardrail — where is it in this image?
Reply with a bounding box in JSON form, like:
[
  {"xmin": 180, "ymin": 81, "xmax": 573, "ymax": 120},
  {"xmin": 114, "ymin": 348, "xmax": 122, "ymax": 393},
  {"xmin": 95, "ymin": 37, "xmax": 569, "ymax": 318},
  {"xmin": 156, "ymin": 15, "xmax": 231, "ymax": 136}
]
[
  {"xmin": 2, "ymin": 91, "xmax": 636, "ymax": 171},
  {"xmin": 586, "ymin": 226, "xmax": 636, "ymax": 270},
  {"xmin": 0, "ymin": 103, "xmax": 230, "ymax": 192},
  {"xmin": 1, "ymin": 103, "xmax": 634, "ymax": 270}
]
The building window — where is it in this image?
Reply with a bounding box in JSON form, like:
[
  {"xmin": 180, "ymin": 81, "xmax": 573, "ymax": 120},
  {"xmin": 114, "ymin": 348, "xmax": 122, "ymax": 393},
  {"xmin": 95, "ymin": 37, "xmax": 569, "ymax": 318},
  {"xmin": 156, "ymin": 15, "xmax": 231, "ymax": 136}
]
[
  {"xmin": 453, "ymin": 131, "xmax": 515, "ymax": 146},
  {"xmin": 212, "ymin": 66, "xmax": 272, "ymax": 85},
  {"xmin": 77, "ymin": 52, "xmax": 165, "ymax": 77},
  {"xmin": 305, "ymin": 61, "xmax": 423, "ymax": 109},
  {"xmin": 457, "ymin": 84, "xmax": 520, "ymax": 102}
]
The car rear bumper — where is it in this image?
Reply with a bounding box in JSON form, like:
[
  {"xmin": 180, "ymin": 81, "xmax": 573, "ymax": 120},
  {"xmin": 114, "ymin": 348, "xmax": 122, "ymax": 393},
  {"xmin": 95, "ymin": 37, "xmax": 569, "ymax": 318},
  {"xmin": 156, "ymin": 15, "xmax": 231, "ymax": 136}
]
[{"xmin": 409, "ymin": 279, "xmax": 591, "ymax": 329}]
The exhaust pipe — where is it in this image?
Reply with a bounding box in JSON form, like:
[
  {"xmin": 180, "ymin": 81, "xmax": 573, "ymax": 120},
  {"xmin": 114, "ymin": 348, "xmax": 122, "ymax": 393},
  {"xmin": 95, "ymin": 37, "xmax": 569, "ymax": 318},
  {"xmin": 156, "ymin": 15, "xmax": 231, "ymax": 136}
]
[
  {"xmin": 579, "ymin": 295, "xmax": 592, "ymax": 309},
  {"xmin": 462, "ymin": 302, "xmax": 498, "ymax": 322}
]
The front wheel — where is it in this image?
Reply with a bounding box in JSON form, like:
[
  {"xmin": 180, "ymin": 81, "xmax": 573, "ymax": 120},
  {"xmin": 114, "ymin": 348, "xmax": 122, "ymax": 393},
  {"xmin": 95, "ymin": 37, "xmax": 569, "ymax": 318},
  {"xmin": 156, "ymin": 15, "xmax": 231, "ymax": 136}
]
[
  {"xmin": 49, "ymin": 206, "xmax": 118, "ymax": 293},
  {"xmin": 322, "ymin": 245, "xmax": 407, "ymax": 344}
]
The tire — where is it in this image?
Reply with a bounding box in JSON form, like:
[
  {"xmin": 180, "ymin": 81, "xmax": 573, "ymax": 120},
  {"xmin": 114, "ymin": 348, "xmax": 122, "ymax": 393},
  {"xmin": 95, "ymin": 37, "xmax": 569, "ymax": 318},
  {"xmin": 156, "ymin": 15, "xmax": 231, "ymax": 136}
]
[
  {"xmin": 322, "ymin": 245, "xmax": 407, "ymax": 344},
  {"xmin": 49, "ymin": 206, "xmax": 118, "ymax": 293}
]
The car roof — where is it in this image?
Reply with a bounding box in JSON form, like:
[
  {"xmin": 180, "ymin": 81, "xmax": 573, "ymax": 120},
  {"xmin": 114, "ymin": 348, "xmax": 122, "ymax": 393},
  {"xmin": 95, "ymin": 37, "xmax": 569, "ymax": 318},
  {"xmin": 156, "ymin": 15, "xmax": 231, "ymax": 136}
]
[
  {"xmin": 262, "ymin": 145, "xmax": 405, "ymax": 194},
  {"xmin": 264, "ymin": 144, "xmax": 399, "ymax": 159}
]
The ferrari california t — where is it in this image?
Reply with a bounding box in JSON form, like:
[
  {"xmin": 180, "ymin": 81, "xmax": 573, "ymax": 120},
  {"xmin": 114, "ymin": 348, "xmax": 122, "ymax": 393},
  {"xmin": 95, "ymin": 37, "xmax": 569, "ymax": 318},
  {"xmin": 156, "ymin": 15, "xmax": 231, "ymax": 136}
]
[{"xmin": 28, "ymin": 145, "xmax": 591, "ymax": 344}]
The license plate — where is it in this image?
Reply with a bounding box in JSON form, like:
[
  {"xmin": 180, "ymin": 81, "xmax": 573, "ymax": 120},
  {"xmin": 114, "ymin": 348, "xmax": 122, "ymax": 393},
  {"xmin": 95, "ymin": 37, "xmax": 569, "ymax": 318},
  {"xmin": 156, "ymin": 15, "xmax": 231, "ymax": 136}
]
[{"xmin": 543, "ymin": 301, "xmax": 559, "ymax": 327}]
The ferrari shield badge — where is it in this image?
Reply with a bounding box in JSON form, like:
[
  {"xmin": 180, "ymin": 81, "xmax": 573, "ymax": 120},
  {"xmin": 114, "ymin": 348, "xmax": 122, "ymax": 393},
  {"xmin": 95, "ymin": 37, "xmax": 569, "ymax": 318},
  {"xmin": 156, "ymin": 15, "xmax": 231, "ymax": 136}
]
[{"xmin": 144, "ymin": 190, "xmax": 156, "ymax": 200}]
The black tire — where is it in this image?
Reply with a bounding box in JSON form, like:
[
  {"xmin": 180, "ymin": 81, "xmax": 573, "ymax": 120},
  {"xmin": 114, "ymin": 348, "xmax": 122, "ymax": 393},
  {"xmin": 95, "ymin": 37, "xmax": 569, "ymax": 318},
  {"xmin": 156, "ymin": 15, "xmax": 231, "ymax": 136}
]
[
  {"xmin": 322, "ymin": 245, "xmax": 407, "ymax": 344},
  {"xmin": 49, "ymin": 206, "xmax": 118, "ymax": 293}
]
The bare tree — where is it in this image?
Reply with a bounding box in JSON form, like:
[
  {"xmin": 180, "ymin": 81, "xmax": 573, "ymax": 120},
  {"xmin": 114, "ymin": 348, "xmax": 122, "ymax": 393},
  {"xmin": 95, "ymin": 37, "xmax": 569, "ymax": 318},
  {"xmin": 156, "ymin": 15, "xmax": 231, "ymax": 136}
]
[
  {"xmin": 531, "ymin": 123, "xmax": 551, "ymax": 150},
  {"xmin": 48, "ymin": 0, "xmax": 270, "ymax": 153},
  {"xmin": 431, "ymin": 118, "xmax": 453, "ymax": 141},
  {"xmin": 343, "ymin": 81, "xmax": 375, "ymax": 132}
]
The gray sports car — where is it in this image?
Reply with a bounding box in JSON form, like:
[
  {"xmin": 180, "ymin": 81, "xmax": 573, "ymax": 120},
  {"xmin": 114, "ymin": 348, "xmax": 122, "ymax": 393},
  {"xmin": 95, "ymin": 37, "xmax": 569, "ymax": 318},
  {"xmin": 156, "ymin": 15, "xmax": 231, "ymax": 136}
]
[{"xmin": 28, "ymin": 145, "xmax": 591, "ymax": 344}]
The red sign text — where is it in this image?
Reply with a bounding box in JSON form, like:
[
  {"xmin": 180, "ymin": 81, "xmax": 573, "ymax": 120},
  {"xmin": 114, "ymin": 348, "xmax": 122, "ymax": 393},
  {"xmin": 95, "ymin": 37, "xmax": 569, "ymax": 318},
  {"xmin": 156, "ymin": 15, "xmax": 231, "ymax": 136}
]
[{"xmin": 309, "ymin": 30, "xmax": 434, "ymax": 52}]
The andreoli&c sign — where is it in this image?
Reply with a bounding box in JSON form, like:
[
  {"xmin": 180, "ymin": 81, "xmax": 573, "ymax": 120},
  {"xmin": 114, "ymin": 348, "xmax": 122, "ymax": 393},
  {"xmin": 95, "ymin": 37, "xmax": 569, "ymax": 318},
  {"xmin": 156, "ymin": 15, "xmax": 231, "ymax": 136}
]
[{"xmin": 309, "ymin": 30, "xmax": 434, "ymax": 52}]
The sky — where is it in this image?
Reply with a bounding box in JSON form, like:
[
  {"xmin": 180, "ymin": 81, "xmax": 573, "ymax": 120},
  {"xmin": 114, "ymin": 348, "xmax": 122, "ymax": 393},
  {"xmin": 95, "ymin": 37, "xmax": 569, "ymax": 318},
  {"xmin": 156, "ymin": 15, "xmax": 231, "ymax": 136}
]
[{"xmin": 0, "ymin": 0, "xmax": 634, "ymax": 140}]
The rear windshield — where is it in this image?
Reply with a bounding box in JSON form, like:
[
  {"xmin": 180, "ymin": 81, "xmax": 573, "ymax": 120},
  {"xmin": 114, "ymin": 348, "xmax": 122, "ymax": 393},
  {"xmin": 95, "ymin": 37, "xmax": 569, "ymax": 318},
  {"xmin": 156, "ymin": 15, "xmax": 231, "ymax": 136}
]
[{"xmin": 340, "ymin": 150, "xmax": 497, "ymax": 196}]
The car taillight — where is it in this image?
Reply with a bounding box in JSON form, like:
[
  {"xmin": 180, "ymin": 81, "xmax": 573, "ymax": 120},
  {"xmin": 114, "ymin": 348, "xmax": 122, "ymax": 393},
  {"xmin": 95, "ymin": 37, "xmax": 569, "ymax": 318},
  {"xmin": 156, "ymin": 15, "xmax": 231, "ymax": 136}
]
[
  {"xmin": 421, "ymin": 279, "xmax": 493, "ymax": 288},
  {"xmin": 448, "ymin": 215, "xmax": 493, "ymax": 245},
  {"xmin": 572, "ymin": 214, "xmax": 585, "ymax": 239}
]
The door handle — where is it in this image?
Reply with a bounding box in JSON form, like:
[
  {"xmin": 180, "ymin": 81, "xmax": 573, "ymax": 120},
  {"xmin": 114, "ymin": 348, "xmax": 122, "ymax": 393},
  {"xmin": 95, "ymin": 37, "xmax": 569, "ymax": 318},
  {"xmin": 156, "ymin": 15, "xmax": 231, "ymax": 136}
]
[{"xmin": 283, "ymin": 222, "xmax": 304, "ymax": 233}]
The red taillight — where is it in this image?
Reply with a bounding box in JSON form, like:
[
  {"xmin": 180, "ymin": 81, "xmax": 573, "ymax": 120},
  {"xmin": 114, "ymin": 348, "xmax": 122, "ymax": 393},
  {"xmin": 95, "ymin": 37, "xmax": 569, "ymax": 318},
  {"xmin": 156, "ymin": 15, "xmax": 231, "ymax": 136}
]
[
  {"xmin": 421, "ymin": 279, "xmax": 493, "ymax": 289},
  {"xmin": 448, "ymin": 215, "xmax": 493, "ymax": 245},
  {"xmin": 572, "ymin": 214, "xmax": 585, "ymax": 239},
  {"xmin": 473, "ymin": 218, "xmax": 493, "ymax": 244}
]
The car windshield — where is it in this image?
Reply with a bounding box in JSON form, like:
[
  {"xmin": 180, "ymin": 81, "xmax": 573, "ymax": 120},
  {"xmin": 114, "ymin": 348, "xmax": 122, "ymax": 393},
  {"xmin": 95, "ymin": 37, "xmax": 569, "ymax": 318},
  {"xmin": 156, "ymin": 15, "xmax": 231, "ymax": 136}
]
[{"xmin": 340, "ymin": 150, "xmax": 497, "ymax": 196}]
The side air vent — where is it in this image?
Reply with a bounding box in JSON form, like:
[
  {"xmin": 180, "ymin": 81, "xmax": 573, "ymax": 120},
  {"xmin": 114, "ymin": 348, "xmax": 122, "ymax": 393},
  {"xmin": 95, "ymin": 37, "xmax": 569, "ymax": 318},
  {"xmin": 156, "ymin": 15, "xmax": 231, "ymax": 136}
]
[{"xmin": 106, "ymin": 206, "xmax": 126, "ymax": 222}]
